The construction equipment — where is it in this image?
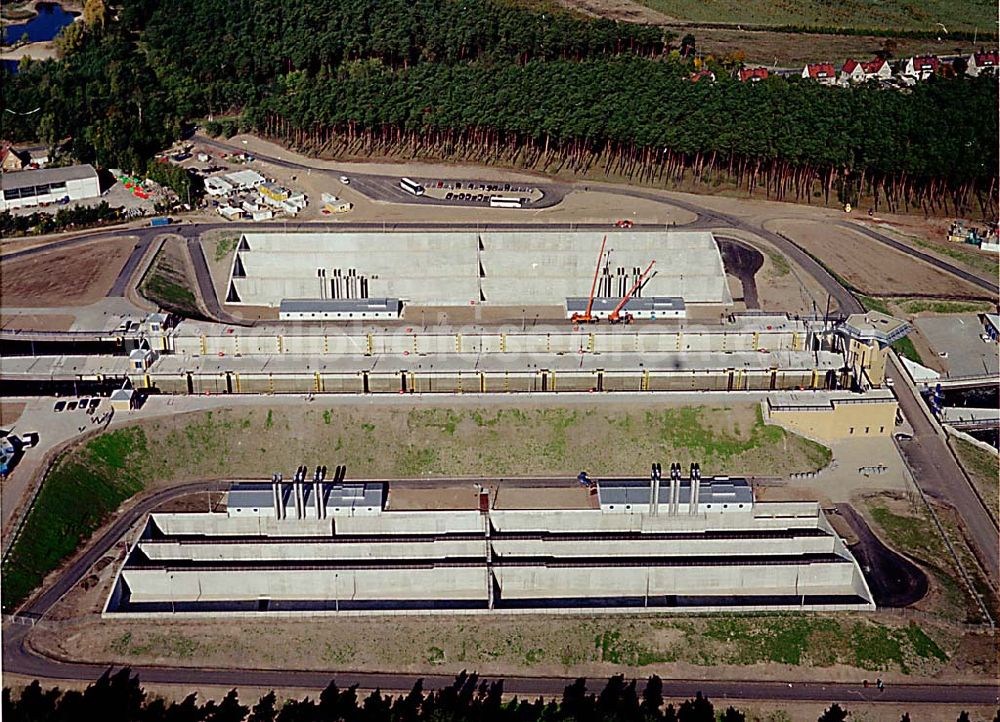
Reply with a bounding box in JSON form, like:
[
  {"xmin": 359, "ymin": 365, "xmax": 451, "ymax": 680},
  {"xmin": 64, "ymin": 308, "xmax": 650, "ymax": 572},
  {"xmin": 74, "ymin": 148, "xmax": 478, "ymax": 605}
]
[
  {"xmin": 608, "ymin": 260, "xmax": 655, "ymax": 324},
  {"xmin": 571, "ymin": 235, "xmax": 608, "ymax": 324}
]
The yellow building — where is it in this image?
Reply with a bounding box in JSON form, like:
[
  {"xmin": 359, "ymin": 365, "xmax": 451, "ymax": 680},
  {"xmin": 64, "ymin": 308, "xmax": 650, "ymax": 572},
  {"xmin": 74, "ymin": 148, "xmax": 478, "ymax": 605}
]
[
  {"xmin": 258, "ymin": 182, "xmax": 290, "ymax": 203},
  {"xmin": 765, "ymin": 390, "xmax": 898, "ymax": 442},
  {"xmin": 838, "ymin": 312, "xmax": 910, "ymax": 388}
]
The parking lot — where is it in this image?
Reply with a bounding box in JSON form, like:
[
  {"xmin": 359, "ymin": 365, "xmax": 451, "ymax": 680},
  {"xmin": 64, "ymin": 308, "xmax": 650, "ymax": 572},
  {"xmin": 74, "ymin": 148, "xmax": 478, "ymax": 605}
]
[
  {"xmin": 913, "ymin": 314, "xmax": 999, "ymax": 378},
  {"xmin": 419, "ymin": 178, "xmax": 544, "ymax": 207}
]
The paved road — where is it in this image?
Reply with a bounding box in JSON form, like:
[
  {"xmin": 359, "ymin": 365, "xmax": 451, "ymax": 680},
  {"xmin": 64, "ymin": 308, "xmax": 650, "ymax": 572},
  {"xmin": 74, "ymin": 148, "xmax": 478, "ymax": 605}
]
[
  {"xmin": 108, "ymin": 237, "xmax": 155, "ymax": 297},
  {"xmin": 834, "ymin": 503, "xmax": 928, "ymax": 608},
  {"xmin": 184, "ymin": 237, "xmax": 251, "ymax": 326},
  {"xmin": 842, "ymin": 222, "xmax": 999, "ymax": 296},
  {"xmin": 4, "ymin": 479, "xmax": 997, "ymax": 704},
  {"xmin": 196, "ymin": 135, "xmax": 573, "ymax": 210},
  {"xmin": 886, "ymin": 354, "xmax": 1000, "ymax": 589}
]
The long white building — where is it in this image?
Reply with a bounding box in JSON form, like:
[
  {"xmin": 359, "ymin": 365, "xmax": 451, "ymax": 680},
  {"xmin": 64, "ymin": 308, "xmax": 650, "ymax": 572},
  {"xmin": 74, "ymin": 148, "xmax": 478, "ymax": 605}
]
[
  {"xmin": 105, "ymin": 474, "xmax": 873, "ymax": 616},
  {"xmin": 225, "ymin": 231, "xmax": 733, "ymax": 309},
  {"xmin": 0, "ymin": 164, "xmax": 100, "ymax": 211}
]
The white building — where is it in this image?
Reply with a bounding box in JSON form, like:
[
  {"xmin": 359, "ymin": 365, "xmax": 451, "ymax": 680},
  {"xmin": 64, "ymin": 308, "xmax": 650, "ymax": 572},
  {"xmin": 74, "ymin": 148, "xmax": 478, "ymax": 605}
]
[
  {"xmin": 902, "ymin": 55, "xmax": 940, "ymax": 81},
  {"xmin": 104, "ymin": 476, "xmax": 874, "ymax": 615},
  {"xmin": 839, "ymin": 58, "xmax": 891, "ymax": 85},
  {"xmin": 278, "ymin": 298, "xmax": 403, "ymax": 321},
  {"xmin": 966, "ymin": 51, "xmax": 998, "ymax": 77},
  {"xmin": 0, "ymin": 164, "xmax": 100, "ymax": 211},
  {"xmin": 596, "ymin": 474, "xmax": 751, "ymax": 514},
  {"xmin": 205, "ymin": 176, "xmax": 234, "ymax": 196},
  {"xmin": 224, "ymin": 169, "xmax": 266, "ymax": 190},
  {"xmin": 565, "ymin": 296, "xmax": 686, "ymax": 321}
]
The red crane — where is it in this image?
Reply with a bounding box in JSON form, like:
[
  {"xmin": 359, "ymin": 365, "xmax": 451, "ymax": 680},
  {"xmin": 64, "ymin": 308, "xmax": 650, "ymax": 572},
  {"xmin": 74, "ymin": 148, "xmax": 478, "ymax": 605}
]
[
  {"xmin": 608, "ymin": 260, "xmax": 655, "ymax": 324},
  {"xmin": 571, "ymin": 235, "xmax": 607, "ymax": 324}
]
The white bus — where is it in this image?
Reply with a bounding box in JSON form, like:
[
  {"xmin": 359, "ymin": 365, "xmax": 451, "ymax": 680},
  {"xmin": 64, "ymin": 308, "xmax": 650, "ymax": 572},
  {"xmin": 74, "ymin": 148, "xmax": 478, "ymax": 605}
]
[
  {"xmin": 489, "ymin": 196, "xmax": 523, "ymax": 208},
  {"xmin": 399, "ymin": 177, "xmax": 425, "ymax": 196}
]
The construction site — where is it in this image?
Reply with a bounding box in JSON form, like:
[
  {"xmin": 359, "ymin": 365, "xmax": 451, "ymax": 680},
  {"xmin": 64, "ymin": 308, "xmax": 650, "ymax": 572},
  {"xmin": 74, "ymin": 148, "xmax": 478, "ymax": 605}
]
[
  {"xmin": 105, "ymin": 469, "xmax": 873, "ymax": 616},
  {"xmin": 2, "ymin": 138, "xmax": 997, "ymax": 710},
  {"xmin": 2, "ymin": 228, "xmax": 902, "ymax": 398}
]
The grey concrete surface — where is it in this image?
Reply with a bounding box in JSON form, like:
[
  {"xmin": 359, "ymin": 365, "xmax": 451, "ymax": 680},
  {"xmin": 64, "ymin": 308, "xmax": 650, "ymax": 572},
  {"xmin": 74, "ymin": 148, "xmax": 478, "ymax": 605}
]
[{"xmin": 913, "ymin": 315, "xmax": 999, "ymax": 379}]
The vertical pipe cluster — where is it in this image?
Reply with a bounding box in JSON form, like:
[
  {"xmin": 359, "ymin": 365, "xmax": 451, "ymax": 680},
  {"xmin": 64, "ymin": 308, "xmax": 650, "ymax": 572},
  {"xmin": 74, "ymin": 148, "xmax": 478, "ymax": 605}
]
[
  {"xmin": 689, "ymin": 462, "xmax": 701, "ymax": 514},
  {"xmin": 669, "ymin": 463, "xmax": 681, "ymax": 515},
  {"xmin": 313, "ymin": 465, "xmax": 328, "ymax": 519},
  {"xmin": 649, "ymin": 463, "xmax": 662, "ymax": 515},
  {"xmin": 271, "ymin": 473, "xmax": 285, "ymax": 520}
]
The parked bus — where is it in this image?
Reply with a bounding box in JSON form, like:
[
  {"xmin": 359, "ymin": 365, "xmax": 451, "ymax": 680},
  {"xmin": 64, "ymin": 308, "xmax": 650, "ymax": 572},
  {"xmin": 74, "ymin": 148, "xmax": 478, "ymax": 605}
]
[
  {"xmin": 399, "ymin": 177, "xmax": 425, "ymax": 196},
  {"xmin": 489, "ymin": 196, "xmax": 523, "ymax": 208}
]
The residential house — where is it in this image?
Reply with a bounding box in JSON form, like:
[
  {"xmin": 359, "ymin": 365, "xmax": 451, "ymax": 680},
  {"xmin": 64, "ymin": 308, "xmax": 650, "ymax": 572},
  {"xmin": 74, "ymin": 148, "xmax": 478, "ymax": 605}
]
[
  {"xmin": 903, "ymin": 55, "xmax": 940, "ymax": 81},
  {"xmin": 738, "ymin": 67, "xmax": 769, "ymax": 83},
  {"xmin": 966, "ymin": 50, "xmax": 998, "ymax": 77},
  {"xmin": 802, "ymin": 63, "xmax": 836, "ymax": 85},
  {"xmin": 0, "ymin": 143, "xmax": 28, "ymax": 172},
  {"xmin": 840, "ymin": 58, "xmax": 891, "ymax": 84}
]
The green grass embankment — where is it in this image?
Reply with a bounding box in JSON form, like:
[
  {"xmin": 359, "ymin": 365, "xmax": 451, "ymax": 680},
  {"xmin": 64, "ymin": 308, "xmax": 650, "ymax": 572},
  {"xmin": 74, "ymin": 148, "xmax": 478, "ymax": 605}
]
[{"xmin": 2, "ymin": 429, "xmax": 149, "ymax": 611}]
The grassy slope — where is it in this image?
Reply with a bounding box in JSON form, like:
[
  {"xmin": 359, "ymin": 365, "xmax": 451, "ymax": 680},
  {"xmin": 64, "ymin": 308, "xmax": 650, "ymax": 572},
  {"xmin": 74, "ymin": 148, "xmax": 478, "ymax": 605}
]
[
  {"xmin": 864, "ymin": 495, "xmax": 981, "ymax": 623},
  {"xmin": 139, "ymin": 241, "xmax": 202, "ymax": 319},
  {"xmin": 950, "ymin": 437, "xmax": 998, "ymax": 526},
  {"xmin": 1, "ymin": 429, "xmax": 148, "ymax": 610},
  {"xmin": 1, "ymin": 403, "xmax": 829, "ymax": 610},
  {"xmin": 632, "ymin": 0, "xmax": 992, "ymax": 32},
  {"xmin": 124, "ymin": 404, "xmax": 832, "ymax": 481},
  {"xmin": 100, "ymin": 612, "xmax": 953, "ymax": 677}
]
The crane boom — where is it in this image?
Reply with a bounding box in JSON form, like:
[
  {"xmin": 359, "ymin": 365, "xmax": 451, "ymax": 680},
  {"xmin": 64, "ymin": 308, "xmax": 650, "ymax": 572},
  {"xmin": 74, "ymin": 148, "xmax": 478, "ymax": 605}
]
[
  {"xmin": 571, "ymin": 235, "xmax": 607, "ymax": 324},
  {"xmin": 609, "ymin": 260, "xmax": 655, "ymax": 323}
]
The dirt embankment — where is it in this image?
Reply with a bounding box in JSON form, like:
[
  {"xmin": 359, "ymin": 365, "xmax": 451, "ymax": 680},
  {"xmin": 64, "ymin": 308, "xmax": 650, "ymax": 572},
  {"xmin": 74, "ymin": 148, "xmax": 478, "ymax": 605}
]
[{"xmin": 772, "ymin": 220, "xmax": 987, "ymax": 297}]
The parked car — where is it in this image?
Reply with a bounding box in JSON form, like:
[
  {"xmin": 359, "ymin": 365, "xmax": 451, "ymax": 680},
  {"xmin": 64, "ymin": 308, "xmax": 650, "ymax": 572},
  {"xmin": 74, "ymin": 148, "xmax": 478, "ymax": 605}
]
[
  {"xmin": 66, "ymin": 401, "xmax": 78, "ymax": 411},
  {"xmin": 21, "ymin": 432, "xmax": 39, "ymax": 448},
  {"xmin": 339, "ymin": 175, "xmax": 350, "ymax": 185},
  {"xmin": 78, "ymin": 398, "xmax": 90, "ymax": 409},
  {"xmin": 53, "ymin": 401, "xmax": 66, "ymax": 412},
  {"xmin": 615, "ymin": 219, "xmax": 634, "ymax": 228},
  {"xmin": 89, "ymin": 398, "xmax": 101, "ymax": 410}
]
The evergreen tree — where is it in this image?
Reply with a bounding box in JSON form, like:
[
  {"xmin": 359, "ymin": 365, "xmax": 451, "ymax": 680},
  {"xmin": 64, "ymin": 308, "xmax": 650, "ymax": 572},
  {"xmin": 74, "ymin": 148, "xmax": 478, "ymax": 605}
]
[
  {"xmin": 721, "ymin": 707, "xmax": 746, "ymax": 722},
  {"xmin": 640, "ymin": 676, "xmax": 663, "ymax": 721},
  {"xmin": 818, "ymin": 703, "xmax": 849, "ymax": 722},
  {"xmin": 677, "ymin": 692, "xmax": 713, "ymax": 722},
  {"xmin": 249, "ymin": 692, "xmax": 278, "ymax": 722}
]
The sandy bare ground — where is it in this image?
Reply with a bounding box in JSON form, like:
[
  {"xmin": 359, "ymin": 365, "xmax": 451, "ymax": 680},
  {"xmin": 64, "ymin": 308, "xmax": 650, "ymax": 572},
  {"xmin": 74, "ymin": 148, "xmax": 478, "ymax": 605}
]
[
  {"xmin": 558, "ymin": 0, "xmax": 674, "ymax": 23},
  {"xmin": 687, "ymin": 28, "xmax": 975, "ymax": 67},
  {"xmin": 851, "ymin": 217, "xmax": 999, "ymax": 284},
  {"xmin": 1, "ymin": 236, "xmax": 138, "ymax": 307},
  {"xmin": 28, "ymin": 607, "xmax": 994, "ymax": 686},
  {"xmin": 0, "ymin": 39, "xmax": 58, "ymax": 62},
  {"xmin": 0, "ymin": 313, "xmax": 75, "ymax": 331},
  {"xmin": 770, "ymin": 220, "xmax": 986, "ymax": 297},
  {"xmin": 0, "ymin": 402, "xmax": 26, "ymax": 427}
]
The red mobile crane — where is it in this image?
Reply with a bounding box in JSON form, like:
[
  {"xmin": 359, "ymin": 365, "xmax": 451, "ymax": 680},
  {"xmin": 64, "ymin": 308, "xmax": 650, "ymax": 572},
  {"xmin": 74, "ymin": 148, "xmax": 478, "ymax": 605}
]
[
  {"xmin": 571, "ymin": 235, "xmax": 607, "ymax": 324},
  {"xmin": 608, "ymin": 260, "xmax": 655, "ymax": 324}
]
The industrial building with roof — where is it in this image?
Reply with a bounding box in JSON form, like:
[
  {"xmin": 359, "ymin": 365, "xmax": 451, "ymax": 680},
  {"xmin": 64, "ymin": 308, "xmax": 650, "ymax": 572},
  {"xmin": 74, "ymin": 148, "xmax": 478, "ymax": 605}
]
[
  {"xmin": 225, "ymin": 231, "xmax": 733, "ymax": 310},
  {"xmin": 0, "ymin": 164, "xmax": 100, "ymax": 211},
  {"xmin": 104, "ymin": 468, "xmax": 873, "ymax": 616}
]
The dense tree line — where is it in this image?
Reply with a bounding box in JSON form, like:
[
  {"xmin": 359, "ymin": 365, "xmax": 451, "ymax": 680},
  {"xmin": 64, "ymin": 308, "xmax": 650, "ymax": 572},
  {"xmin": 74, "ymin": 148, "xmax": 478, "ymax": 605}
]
[
  {"xmin": 6, "ymin": 669, "xmax": 972, "ymax": 722},
  {"xmin": 248, "ymin": 59, "xmax": 998, "ymax": 217},
  {"xmin": 1, "ymin": 0, "xmax": 996, "ymax": 218},
  {"xmin": 129, "ymin": 0, "xmax": 669, "ymax": 116},
  {"xmin": 0, "ymin": 201, "xmax": 122, "ymax": 237}
]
